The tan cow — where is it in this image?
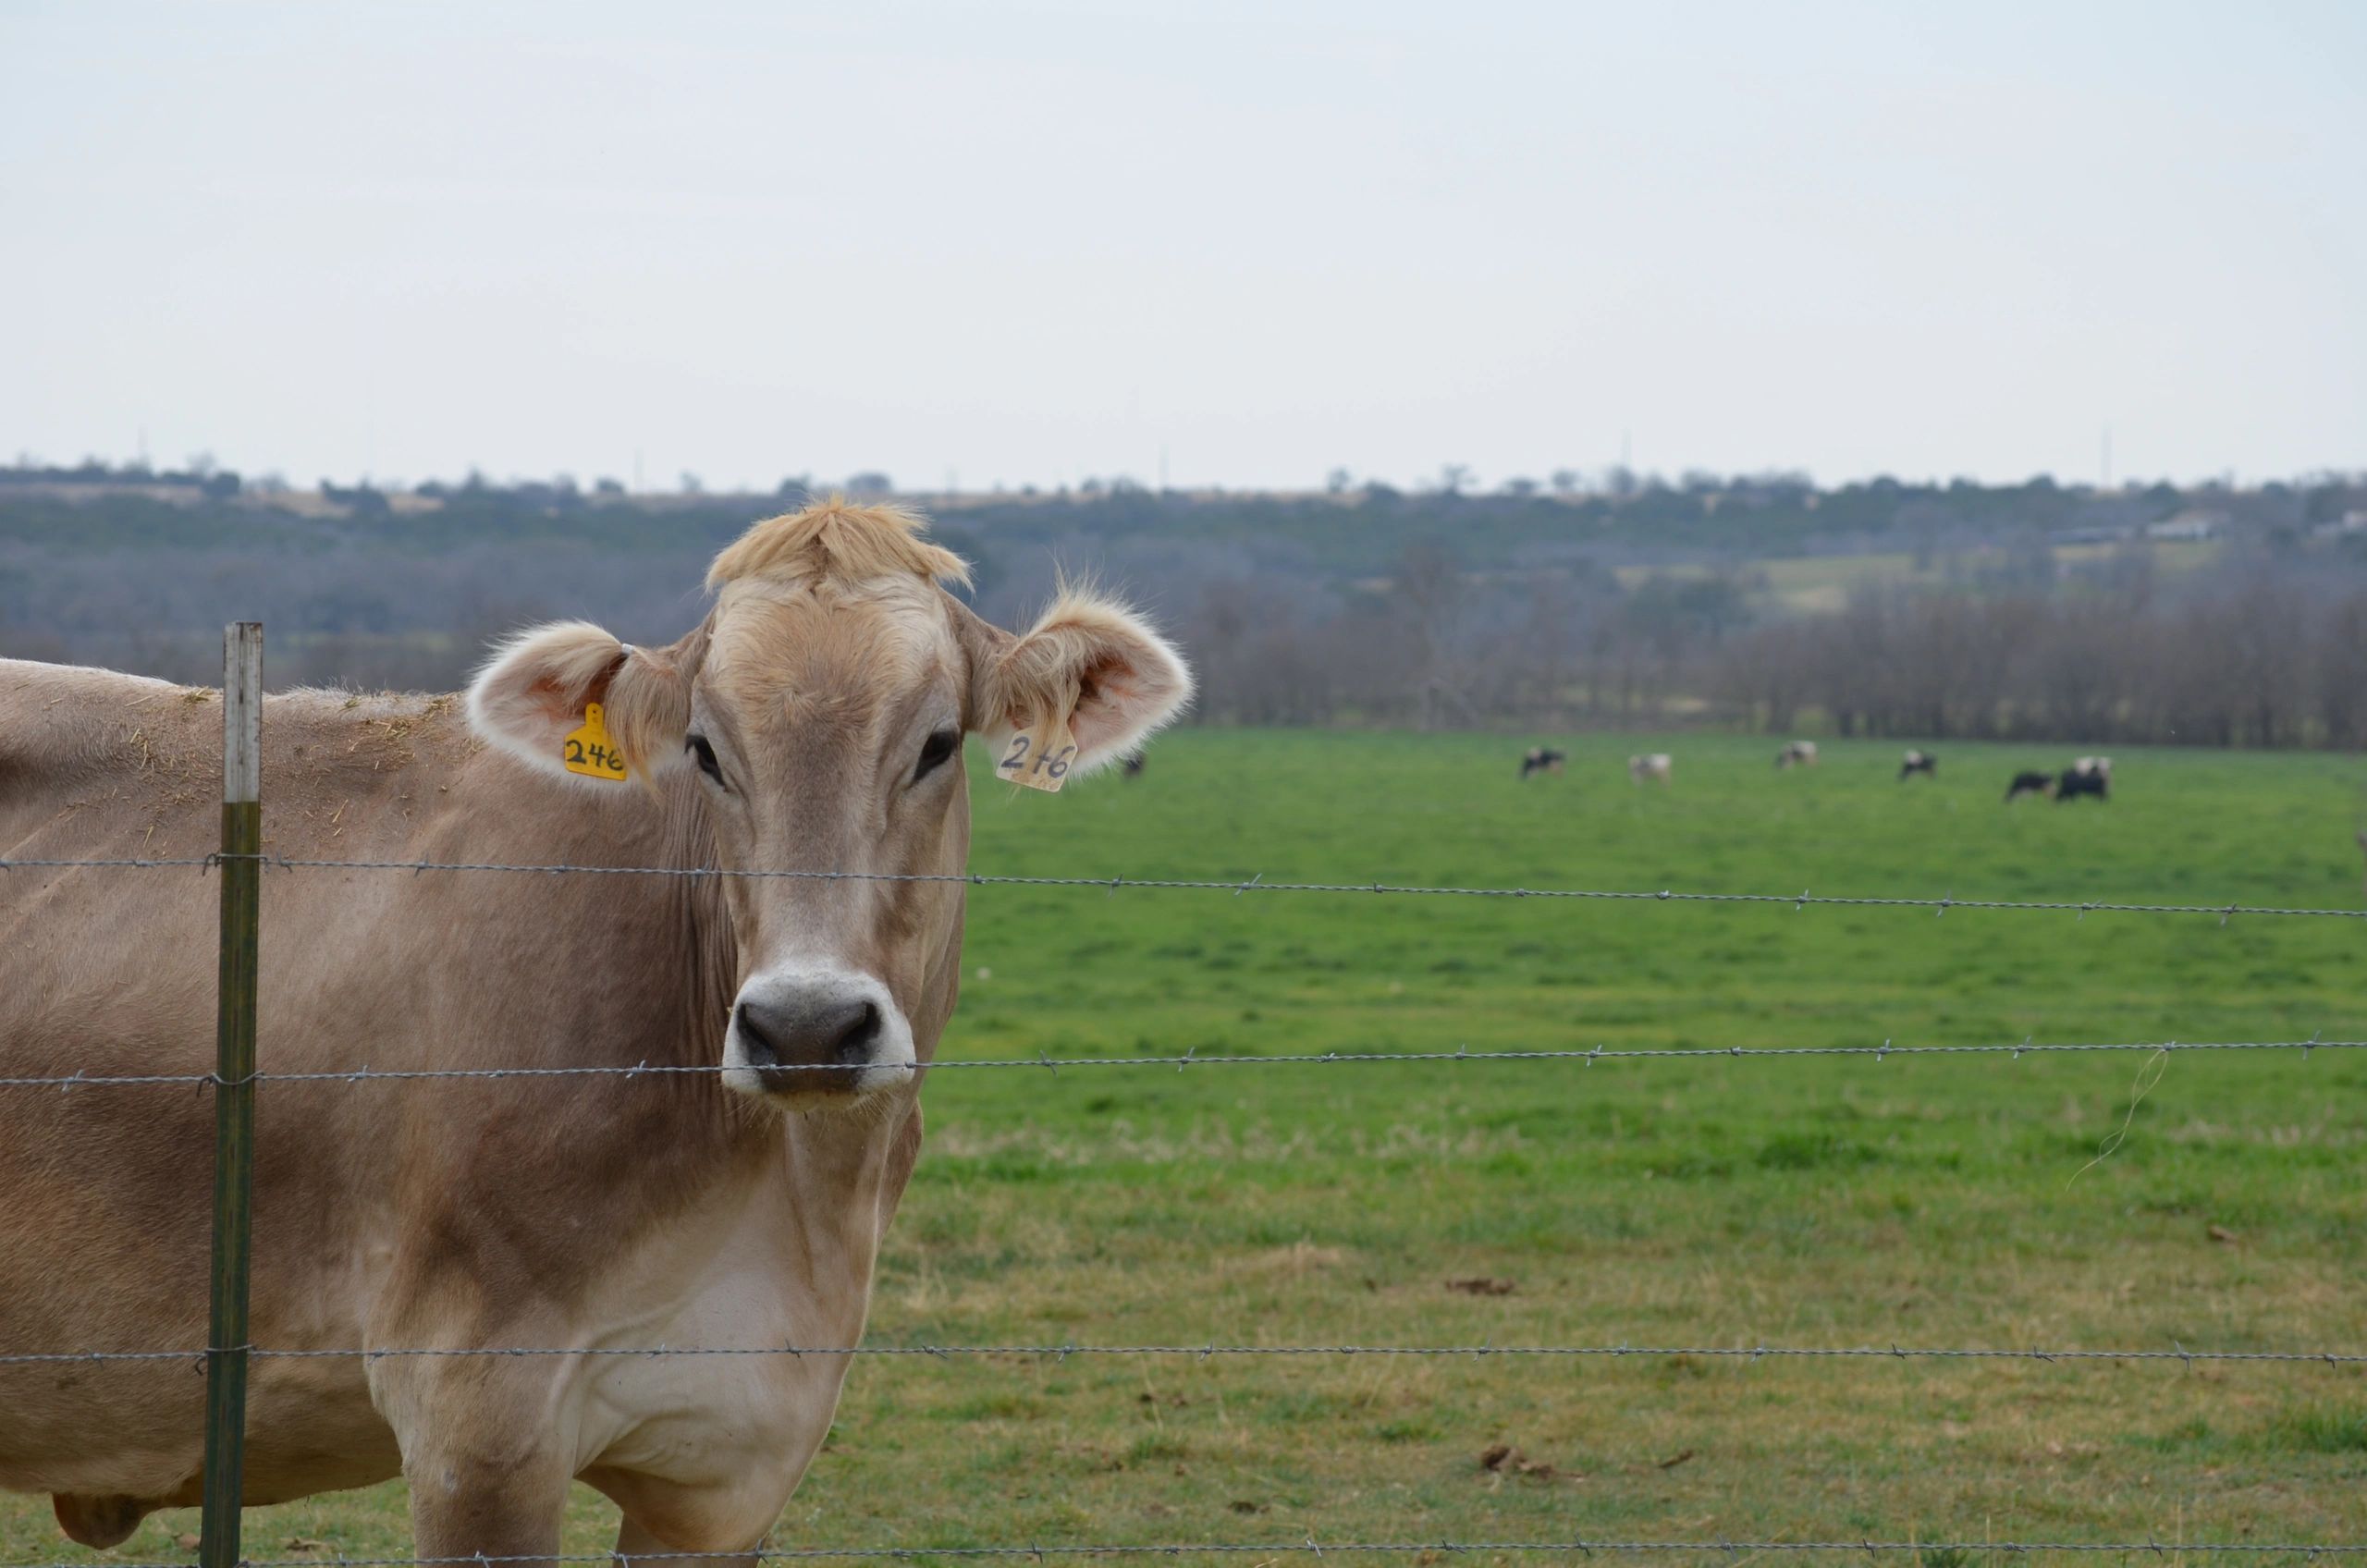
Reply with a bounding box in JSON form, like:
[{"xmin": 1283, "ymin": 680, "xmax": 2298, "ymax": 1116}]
[{"xmin": 0, "ymin": 501, "xmax": 1190, "ymax": 1563}]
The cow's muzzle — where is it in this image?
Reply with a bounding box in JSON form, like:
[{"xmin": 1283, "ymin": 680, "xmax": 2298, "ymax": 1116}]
[{"xmin": 723, "ymin": 963, "xmax": 916, "ymax": 1102}]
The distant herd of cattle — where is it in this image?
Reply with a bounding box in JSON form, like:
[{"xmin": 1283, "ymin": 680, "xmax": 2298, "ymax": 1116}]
[{"xmin": 1521, "ymin": 743, "xmax": 2116, "ymax": 801}]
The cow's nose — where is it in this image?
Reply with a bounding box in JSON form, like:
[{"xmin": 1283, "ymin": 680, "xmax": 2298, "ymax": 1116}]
[{"xmin": 735, "ymin": 996, "xmax": 883, "ymax": 1072}]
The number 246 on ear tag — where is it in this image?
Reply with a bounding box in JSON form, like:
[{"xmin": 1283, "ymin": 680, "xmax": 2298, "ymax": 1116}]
[
  {"xmin": 563, "ymin": 702, "xmax": 630, "ymax": 782},
  {"xmin": 996, "ymin": 711, "xmax": 1079, "ymax": 793}
]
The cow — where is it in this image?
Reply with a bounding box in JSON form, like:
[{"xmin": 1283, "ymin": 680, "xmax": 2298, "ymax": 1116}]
[
  {"xmin": 1775, "ymin": 741, "xmax": 1818, "ymax": 770},
  {"xmin": 1898, "ymin": 749, "xmax": 1936, "ymax": 780},
  {"xmin": 2056, "ymin": 764, "xmax": 2109, "ymax": 802},
  {"xmin": 1520, "ymin": 746, "xmax": 1566, "ymax": 778},
  {"xmin": 0, "ymin": 500, "xmax": 1192, "ymax": 1563},
  {"xmin": 2073, "ymin": 756, "xmax": 2113, "ymax": 785},
  {"xmin": 2005, "ymin": 770, "xmax": 2054, "ymax": 802},
  {"xmin": 1628, "ymin": 753, "xmax": 1672, "ymax": 785},
  {"xmin": 1122, "ymin": 753, "xmax": 1146, "ymax": 778}
]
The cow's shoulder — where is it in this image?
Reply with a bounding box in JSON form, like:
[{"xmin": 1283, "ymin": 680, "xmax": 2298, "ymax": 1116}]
[
  {"xmin": 269, "ymin": 687, "xmax": 480, "ymax": 786},
  {"xmin": 0, "ymin": 658, "xmax": 218, "ymax": 790},
  {"xmin": 1, "ymin": 664, "xmax": 479, "ymax": 820}
]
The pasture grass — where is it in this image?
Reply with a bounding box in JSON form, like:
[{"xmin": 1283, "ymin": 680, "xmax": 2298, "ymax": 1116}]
[{"xmin": 7, "ymin": 732, "xmax": 2366, "ymax": 1564}]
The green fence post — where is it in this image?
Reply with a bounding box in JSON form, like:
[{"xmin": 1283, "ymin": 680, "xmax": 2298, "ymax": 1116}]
[{"xmin": 199, "ymin": 622, "xmax": 263, "ymax": 1568}]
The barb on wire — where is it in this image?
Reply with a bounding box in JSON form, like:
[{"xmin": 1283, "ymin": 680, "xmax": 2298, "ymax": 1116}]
[
  {"xmin": 1, "ymin": 1036, "xmax": 2357, "ymax": 1091},
  {"xmin": 7, "ymin": 851, "xmax": 2365, "ymax": 922},
  {"xmin": 5, "ymin": 1339, "xmax": 2360, "ymax": 1368},
  {"xmin": 36, "ymin": 1537, "xmax": 2367, "ymax": 1565}
]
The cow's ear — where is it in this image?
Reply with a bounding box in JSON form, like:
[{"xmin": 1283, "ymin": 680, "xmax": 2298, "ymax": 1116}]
[
  {"xmin": 466, "ymin": 620, "xmax": 691, "ymax": 787},
  {"xmin": 966, "ymin": 587, "xmax": 1192, "ymax": 777}
]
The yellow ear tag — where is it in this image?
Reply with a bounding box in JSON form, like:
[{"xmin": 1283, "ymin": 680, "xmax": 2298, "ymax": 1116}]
[
  {"xmin": 994, "ymin": 704, "xmax": 1079, "ymax": 793},
  {"xmin": 562, "ymin": 702, "xmax": 630, "ymax": 782}
]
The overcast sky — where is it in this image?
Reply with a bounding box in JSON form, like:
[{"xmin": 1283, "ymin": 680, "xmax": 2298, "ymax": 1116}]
[{"xmin": 3, "ymin": 1, "xmax": 2361, "ymax": 494}]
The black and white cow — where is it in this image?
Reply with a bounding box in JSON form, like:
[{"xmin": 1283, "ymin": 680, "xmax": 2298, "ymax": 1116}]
[
  {"xmin": 2005, "ymin": 770, "xmax": 2054, "ymax": 802},
  {"xmin": 1898, "ymin": 749, "xmax": 1937, "ymax": 780},
  {"xmin": 1520, "ymin": 746, "xmax": 1567, "ymax": 779},
  {"xmin": 2055, "ymin": 759, "xmax": 2110, "ymax": 802},
  {"xmin": 1776, "ymin": 741, "xmax": 1819, "ymax": 770}
]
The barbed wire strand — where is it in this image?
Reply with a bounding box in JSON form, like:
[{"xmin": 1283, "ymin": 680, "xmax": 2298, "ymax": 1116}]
[
  {"xmin": 1, "ymin": 1037, "xmax": 2358, "ymax": 1091},
  {"xmin": 5, "ymin": 851, "xmax": 2362, "ymax": 922},
  {"xmin": 38, "ymin": 1537, "xmax": 2367, "ymax": 1565},
  {"xmin": 3, "ymin": 1341, "xmax": 2360, "ymax": 1368}
]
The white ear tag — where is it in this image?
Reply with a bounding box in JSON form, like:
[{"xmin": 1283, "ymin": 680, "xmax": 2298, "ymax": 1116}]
[{"xmin": 994, "ymin": 704, "xmax": 1079, "ymax": 793}]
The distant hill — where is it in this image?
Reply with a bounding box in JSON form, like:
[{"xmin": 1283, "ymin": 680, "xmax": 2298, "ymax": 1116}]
[{"xmin": 5, "ymin": 466, "xmax": 2364, "ymax": 747}]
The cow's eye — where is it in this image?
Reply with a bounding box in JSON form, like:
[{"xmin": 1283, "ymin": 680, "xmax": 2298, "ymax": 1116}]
[
  {"xmin": 914, "ymin": 728, "xmax": 961, "ymax": 783},
  {"xmin": 688, "ymin": 733, "xmax": 726, "ymax": 789}
]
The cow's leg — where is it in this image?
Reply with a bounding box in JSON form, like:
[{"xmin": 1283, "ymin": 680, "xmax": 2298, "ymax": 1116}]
[
  {"xmin": 401, "ymin": 1424, "xmax": 572, "ymax": 1566},
  {"xmin": 615, "ymin": 1514, "xmax": 767, "ymax": 1568}
]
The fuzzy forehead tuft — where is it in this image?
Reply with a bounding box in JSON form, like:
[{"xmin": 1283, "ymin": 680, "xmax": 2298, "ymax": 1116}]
[{"xmin": 707, "ymin": 497, "xmax": 972, "ymax": 593}]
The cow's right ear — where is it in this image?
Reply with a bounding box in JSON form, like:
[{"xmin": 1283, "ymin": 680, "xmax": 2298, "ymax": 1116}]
[{"xmin": 466, "ymin": 620, "xmax": 691, "ymax": 787}]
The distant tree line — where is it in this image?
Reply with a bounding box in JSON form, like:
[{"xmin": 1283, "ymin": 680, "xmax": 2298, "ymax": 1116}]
[
  {"xmin": 4, "ymin": 471, "xmax": 2366, "ymax": 750},
  {"xmin": 1712, "ymin": 577, "xmax": 2367, "ymax": 749},
  {"xmin": 1168, "ymin": 533, "xmax": 2367, "ymax": 750},
  {"xmin": 3, "ymin": 457, "xmax": 242, "ymax": 499}
]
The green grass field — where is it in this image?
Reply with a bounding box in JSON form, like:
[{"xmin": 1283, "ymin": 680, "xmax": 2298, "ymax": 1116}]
[{"xmin": 8, "ymin": 732, "xmax": 2366, "ymax": 1565}]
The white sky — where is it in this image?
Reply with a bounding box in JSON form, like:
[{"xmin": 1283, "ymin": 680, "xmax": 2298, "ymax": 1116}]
[{"xmin": 3, "ymin": 1, "xmax": 2361, "ymax": 494}]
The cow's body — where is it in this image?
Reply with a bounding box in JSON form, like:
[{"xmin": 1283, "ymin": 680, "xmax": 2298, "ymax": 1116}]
[
  {"xmin": 1627, "ymin": 753, "xmax": 1672, "ymax": 786},
  {"xmin": 1775, "ymin": 741, "xmax": 1817, "ymax": 770},
  {"xmin": 1898, "ymin": 749, "xmax": 1935, "ymax": 780},
  {"xmin": 0, "ymin": 673, "xmax": 889, "ymax": 1551},
  {"xmin": 2055, "ymin": 764, "xmax": 2108, "ymax": 802},
  {"xmin": 2005, "ymin": 770, "xmax": 2054, "ymax": 802},
  {"xmin": 1519, "ymin": 746, "xmax": 1565, "ymax": 778},
  {"xmin": 0, "ymin": 503, "xmax": 1190, "ymax": 1563}
]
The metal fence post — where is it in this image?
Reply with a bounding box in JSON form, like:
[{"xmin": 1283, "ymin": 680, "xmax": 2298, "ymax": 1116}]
[{"xmin": 200, "ymin": 622, "xmax": 263, "ymax": 1568}]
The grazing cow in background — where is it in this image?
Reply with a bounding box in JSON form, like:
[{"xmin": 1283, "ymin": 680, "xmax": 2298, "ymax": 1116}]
[
  {"xmin": 1776, "ymin": 741, "xmax": 1818, "ymax": 769},
  {"xmin": 1628, "ymin": 753, "xmax": 1673, "ymax": 786},
  {"xmin": 0, "ymin": 500, "xmax": 1192, "ymax": 1562},
  {"xmin": 2056, "ymin": 763, "xmax": 2109, "ymax": 802},
  {"xmin": 1898, "ymin": 749, "xmax": 1937, "ymax": 780},
  {"xmin": 1122, "ymin": 753, "xmax": 1146, "ymax": 778},
  {"xmin": 2005, "ymin": 770, "xmax": 2054, "ymax": 802},
  {"xmin": 1520, "ymin": 746, "xmax": 1566, "ymax": 778}
]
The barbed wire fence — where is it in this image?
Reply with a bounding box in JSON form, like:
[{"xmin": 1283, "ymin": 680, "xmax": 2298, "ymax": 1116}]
[
  {"xmin": 27, "ymin": 1541, "xmax": 2367, "ymax": 1568},
  {"xmin": 5, "ymin": 1341, "xmax": 2363, "ymax": 1369},
  {"xmin": 8, "ymin": 848, "xmax": 2367, "ymax": 923},
  {"xmin": 6, "ymin": 629, "xmax": 2362, "ymax": 1565}
]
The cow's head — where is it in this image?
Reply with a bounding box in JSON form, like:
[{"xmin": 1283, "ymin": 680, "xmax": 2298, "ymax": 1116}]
[{"xmin": 466, "ymin": 501, "xmax": 1191, "ymax": 1107}]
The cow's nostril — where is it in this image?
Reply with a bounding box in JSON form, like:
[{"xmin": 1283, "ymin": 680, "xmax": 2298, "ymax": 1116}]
[
  {"xmin": 734, "ymin": 1001, "xmax": 780, "ymax": 1067},
  {"xmin": 830, "ymin": 1001, "xmax": 881, "ymax": 1065},
  {"xmin": 736, "ymin": 994, "xmax": 883, "ymax": 1077}
]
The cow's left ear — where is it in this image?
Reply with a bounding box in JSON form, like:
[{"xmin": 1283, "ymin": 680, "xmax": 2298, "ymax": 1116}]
[
  {"xmin": 466, "ymin": 620, "xmax": 692, "ymax": 787},
  {"xmin": 967, "ymin": 589, "xmax": 1193, "ymax": 777}
]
